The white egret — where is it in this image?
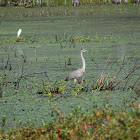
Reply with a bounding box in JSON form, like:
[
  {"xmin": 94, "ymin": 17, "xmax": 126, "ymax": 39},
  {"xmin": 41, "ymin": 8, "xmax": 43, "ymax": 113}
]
[{"xmin": 17, "ymin": 29, "xmax": 22, "ymax": 38}]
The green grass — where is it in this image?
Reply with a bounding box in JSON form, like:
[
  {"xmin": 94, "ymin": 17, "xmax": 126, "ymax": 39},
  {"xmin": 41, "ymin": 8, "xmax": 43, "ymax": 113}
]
[{"xmin": 0, "ymin": 4, "xmax": 140, "ymax": 137}]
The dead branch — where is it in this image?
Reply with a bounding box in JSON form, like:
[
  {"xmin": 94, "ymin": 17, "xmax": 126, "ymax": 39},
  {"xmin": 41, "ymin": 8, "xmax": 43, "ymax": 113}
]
[
  {"xmin": 91, "ymin": 58, "xmax": 99, "ymax": 68},
  {"xmin": 95, "ymin": 54, "xmax": 112, "ymax": 90},
  {"xmin": 122, "ymin": 74, "xmax": 139, "ymax": 90},
  {"xmin": 113, "ymin": 66, "xmax": 140, "ymax": 89},
  {"xmin": 68, "ymin": 58, "xmax": 72, "ymax": 65},
  {"xmin": 3, "ymin": 54, "xmax": 10, "ymax": 70},
  {"xmin": 132, "ymin": 76, "xmax": 140, "ymax": 90},
  {"xmin": 103, "ymin": 53, "xmax": 111, "ymax": 71},
  {"xmin": 2, "ymin": 72, "xmax": 8, "ymax": 87},
  {"xmin": 110, "ymin": 54, "xmax": 126, "ymax": 82},
  {"xmin": 19, "ymin": 50, "xmax": 26, "ymax": 63},
  {"xmin": 44, "ymin": 71, "xmax": 51, "ymax": 82},
  {"xmin": 94, "ymin": 53, "xmax": 139, "ymax": 91},
  {"xmin": 51, "ymin": 105, "xmax": 64, "ymax": 119},
  {"xmin": 105, "ymin": 55, "xmax": 128, "ymax": 90},
  {"xmin": 21, "ymin": 54, "xmax": 26, "ymax": 63},
  {"xmin": 0, "ymin": 83, "xmax": 2, "ymax": 98},
  {"xmin": 14, "ymin": 73, "xmax": 24, "ymax": 89},
  {"xmin": 105, "ymin": 64, "xmax": 124, "ymax": 90}
]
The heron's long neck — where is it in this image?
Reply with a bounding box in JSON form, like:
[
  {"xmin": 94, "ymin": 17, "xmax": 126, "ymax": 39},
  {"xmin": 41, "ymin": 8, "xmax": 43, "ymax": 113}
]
[{"xmin": 81, "ymin": 51, "xmax": 86, "ymax": 72}]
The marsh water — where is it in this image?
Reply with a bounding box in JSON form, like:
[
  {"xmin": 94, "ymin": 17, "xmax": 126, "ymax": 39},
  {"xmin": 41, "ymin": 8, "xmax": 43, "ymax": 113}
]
[{"xmin": 0, "ymin": 5, "xmax": 140, "ymax": 131}]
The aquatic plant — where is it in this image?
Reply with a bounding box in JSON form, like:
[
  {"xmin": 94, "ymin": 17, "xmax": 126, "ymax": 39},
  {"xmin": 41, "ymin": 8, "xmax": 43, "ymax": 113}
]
[
  {"xmin": 1, "ymin": 105, "xmax": 140, "ymax": 139},
  {"xmin": 72, "ymin": 85, "xmax": 84, "ymax": 96},
  {"xmin": 73, "ymin": 35, "xmax": 94, "ymax": 43},
  {"xmin": 37, "ymin": 80, "xmax": 67, "ymax": 97}
]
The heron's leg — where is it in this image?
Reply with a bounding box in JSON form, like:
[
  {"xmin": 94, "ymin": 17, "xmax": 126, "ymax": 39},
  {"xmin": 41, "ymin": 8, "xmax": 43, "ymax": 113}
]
[
  {"xmin": 81, "ymin": 77, "xmax": 83, "ymax": 86},
  {"xmin": 74, "ymin": 79, "xmax": 77, "ymax": 86},
  {"xmin": 78, "ymin": 79, "xmax": 80, "ymax": 84}
]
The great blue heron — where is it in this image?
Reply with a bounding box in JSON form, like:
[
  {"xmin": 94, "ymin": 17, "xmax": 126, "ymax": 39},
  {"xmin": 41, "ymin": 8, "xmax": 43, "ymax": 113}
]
[
  {"xmin": 17, "ymin": 29, "xmax": 22, "ymax": 38},
  {"xmin": 65, "ymin": 49, "xmax": 88, "ymax": 85}
]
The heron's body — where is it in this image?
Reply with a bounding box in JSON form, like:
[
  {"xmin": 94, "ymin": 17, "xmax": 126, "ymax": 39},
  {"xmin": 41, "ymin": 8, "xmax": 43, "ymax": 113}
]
[
  {"xmin": 65, "ymin": 69, "xmax": 84, "ymax": 80},
  {"xmin": 17, "ymin": 29, "xmax": 22, "ymax": 37},
  {"xmin": 65, "ymin": 49, "xmax": 88, "ymax": 85}
]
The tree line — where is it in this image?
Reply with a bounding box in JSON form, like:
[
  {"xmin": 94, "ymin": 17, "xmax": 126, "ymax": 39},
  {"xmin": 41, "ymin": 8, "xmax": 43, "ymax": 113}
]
[{"xmin": 0, "ymin": 0, "xmax": 139, "ymax": 7}]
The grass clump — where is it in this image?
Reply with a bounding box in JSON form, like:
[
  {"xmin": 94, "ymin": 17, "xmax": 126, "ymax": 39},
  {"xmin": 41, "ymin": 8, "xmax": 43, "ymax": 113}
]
[{"xmin": 0, "ymin": 106, "xmax": 140, "ymax": 139}]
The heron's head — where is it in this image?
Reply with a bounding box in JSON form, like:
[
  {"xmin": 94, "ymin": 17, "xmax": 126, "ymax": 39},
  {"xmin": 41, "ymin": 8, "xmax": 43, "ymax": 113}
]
[
  {"xmin": 19, "ymin": 29, "xmax": 22, "ymax": 32},
  {"xmin": 81, "ymin": 49, "xmax": 89, "ymax": 53}
]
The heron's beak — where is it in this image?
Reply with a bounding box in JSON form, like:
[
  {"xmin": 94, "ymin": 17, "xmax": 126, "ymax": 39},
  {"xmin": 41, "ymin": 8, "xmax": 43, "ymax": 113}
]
[
  {"xmin": 83, "ymin": 49, "xmax": 88, "ymax": 52},
  {"xmin": 82, "ymin": 49, "xmax": 90, "ymax": 53},
  {"xmin": 85, "ymin": 50, "xmax": 90, "ymax": 53}
]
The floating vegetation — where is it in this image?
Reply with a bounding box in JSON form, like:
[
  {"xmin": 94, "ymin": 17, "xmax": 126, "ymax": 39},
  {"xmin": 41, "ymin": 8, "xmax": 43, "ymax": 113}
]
[{"xmin": 0, "ymin": 5, "xmax": 140, "ymax": 135}]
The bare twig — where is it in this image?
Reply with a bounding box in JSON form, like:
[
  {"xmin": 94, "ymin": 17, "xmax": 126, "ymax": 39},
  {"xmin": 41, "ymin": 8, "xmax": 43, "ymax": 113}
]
[
  {"xmin": 3, "ymin": 54, "xmax": 10, "ymax": 70},
  {"xmin": 21, "ymin": 54, "xmax": 26, "ymax": 63},
  {"xmin": 122, "ymin": 74, "xmax": 137, "ymax": 90},
  {"xmin": 55, "ymin": 35, "xmax": 58, "ymax": 42},
  {"xmin": 110, "ymin": 64, "xmax": 124, "ymax": 83},
  {"xmin": 113, "ymin": 66, "xmax": 140, "ymax": 89},
  {"xmin": 94, "ymin": 54, "xmax": 139, "ymax": 90},
  {"xmin": 51, "ymin": 105, "xmax": 64, "ymax": 119},
  {"xmin": 68, "ymin": 58, "xmax": 72, "ymax": 65},
  {"xmin": 14, "ymin": 73, "xmax": 24, "ymax": 89},
  {"xmin": 0, "ymin": 83, "xmax": 2, "ymax": 98},
  {"xmin": 105, "ymin": 55, "xmax": 126, "ymax": 90},
  {"xmin": 35, "ymin": 50, "xmax": 37, "ymax": 61},
  {"xmin": 103, "ymin": 53, "xmax": 111, "ymax": 71},
  {"xmin": 131, "ymin": 76, "xmax": 140, "ymax": 90},
  {"xmin": 58, "ymin": 54, "xmax": 60, "ymax": 65},
  {"xmin": 91, "ymin": 58, "xmax": 99, "ymax": 68},
  {"xmin": 44, "ymin": 71, "xmax": 51, "ymax": 82},
  {"xmin": 65, "ymin": 55, "xmax": 66, "ymax": 68}
]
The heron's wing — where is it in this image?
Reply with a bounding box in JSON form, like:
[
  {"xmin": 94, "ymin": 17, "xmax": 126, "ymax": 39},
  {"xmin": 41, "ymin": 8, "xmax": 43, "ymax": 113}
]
[{"xmin": 66, "ymin": 69, "xmax": 83, "ymax": 80}]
